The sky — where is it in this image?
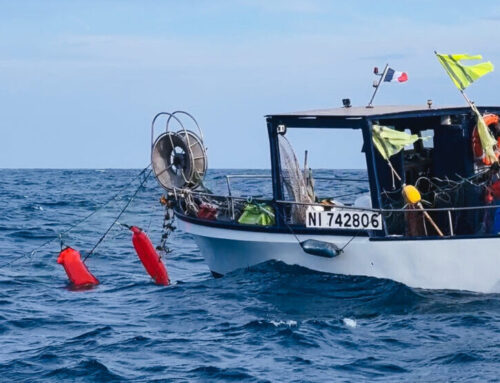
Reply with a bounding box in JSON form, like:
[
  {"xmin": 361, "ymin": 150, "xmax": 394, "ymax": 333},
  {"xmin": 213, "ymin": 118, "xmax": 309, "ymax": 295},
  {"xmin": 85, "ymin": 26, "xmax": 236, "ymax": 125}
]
[{"xmin": 2, "ymin": 0, "xmax": 500, "ymax": 169}]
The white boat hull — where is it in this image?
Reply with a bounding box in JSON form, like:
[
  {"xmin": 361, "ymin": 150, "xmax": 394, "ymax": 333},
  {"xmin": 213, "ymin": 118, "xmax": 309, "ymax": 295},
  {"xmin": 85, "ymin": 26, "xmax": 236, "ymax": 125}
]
[{"xmin": 177, "ymin": 217, "xmax": 500, "ymax": 293}]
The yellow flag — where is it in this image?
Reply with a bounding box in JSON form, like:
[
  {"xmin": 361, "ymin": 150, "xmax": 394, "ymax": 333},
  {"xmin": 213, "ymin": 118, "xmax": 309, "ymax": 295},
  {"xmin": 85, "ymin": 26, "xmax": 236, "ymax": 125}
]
[
  {"xmin": 471, "ymin": 105, "xmax": 498, "ymax": 163},
  {"xmin": 372, "ymin": 125, "xmax": 419, "ymax": 160},
  {"xmin": 436, "ymin": 53, "xmax": 494, "ymax": 90}
]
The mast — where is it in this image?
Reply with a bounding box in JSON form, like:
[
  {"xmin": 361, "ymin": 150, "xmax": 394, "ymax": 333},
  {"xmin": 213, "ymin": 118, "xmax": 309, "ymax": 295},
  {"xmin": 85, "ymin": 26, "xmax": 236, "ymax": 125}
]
[{"xmin": 367, "ymin": 64, "xmax": 389, "ymax": 108}]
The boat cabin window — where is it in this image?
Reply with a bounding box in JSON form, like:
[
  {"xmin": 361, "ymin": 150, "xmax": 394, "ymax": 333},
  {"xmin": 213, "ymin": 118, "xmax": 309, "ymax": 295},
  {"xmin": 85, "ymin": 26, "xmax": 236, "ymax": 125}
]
[
  {"xmin": 376, "ymin": 114, "xmax": 485, "ymax": 237},
  {"xmin": 274, "ymin": 113, "xmax": 489, "ymax": 236},
  {"xmin": 277, "ymin": 128, "xmax": 369, "ymax": 224}
]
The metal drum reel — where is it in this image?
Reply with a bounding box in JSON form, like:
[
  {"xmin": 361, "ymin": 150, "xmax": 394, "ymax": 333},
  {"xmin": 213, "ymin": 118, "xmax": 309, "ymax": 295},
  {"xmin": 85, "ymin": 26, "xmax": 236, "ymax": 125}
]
[{"xmin": 151, "ymin": 111, "xmax": 207, "ymax": 190}]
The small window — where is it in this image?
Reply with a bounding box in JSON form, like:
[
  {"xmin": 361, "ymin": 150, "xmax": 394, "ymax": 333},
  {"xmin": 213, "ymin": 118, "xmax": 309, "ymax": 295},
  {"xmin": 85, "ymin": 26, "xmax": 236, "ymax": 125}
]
[
  {"xmin": 404, "ymin": 129, "xmax": 414, "ymax": 150},
  {"xmin": 420, "ymin": 129, "xmax": 434, "ymax": 148}
]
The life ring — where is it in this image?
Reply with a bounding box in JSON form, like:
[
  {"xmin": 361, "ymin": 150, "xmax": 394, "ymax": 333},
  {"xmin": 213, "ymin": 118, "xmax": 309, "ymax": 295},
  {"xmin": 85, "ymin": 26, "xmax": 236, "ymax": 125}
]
[{"xmin": 472, "ymin": 114, "xmax": 500, "ymax": 165}]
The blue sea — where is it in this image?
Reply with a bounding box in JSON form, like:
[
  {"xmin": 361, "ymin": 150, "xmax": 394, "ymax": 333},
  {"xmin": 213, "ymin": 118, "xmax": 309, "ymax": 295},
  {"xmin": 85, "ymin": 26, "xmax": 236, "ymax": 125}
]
[{"xmin": 1, "ymin": 169, "xmax": 500, "ymax": 382}]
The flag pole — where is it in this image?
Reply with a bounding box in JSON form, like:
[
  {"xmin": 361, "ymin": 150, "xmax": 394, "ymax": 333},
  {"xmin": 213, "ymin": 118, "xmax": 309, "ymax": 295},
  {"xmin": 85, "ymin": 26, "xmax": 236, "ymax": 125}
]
[
  {"xmin": 387, "ymin": 161, "xmax": 444, "ymax": 236},
  {"xmin": 460, "ymin": 89, "xmax": 499, "ymax": 164},
  {"xmin": 434, "ymin": 51, "xmax": 497, "ymax": 163},
  {"xmin": 386, "ymin": 159, "xmax": 402, "ymax": 181},
  {"xmin": 374, "ymin": 126, "xmax": 444, "ymax": 236},
  {"xmin": 367, "ymin": 64, "xmax": 389, "ymax": 108}
]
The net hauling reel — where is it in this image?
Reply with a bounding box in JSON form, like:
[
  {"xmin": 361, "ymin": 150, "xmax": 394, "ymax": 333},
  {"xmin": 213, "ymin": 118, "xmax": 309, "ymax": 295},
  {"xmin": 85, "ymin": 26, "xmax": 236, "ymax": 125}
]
[{"xmin": 151, "ymin": 111, "xmax": 207, "ymax": 190}]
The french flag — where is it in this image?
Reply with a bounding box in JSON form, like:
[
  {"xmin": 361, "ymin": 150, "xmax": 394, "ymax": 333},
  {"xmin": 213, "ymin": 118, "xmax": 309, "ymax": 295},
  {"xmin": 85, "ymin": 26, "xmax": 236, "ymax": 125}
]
[{"xmin": 384, "ymin": 68, "xmax": 408, "ymax": 83}]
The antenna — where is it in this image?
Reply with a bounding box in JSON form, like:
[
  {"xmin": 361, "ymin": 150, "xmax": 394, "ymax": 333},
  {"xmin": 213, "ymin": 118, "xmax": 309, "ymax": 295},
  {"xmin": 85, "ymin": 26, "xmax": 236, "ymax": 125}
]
[{"xmin": 367, "ymin": 64, "xmax": 389, "ymax": 108}]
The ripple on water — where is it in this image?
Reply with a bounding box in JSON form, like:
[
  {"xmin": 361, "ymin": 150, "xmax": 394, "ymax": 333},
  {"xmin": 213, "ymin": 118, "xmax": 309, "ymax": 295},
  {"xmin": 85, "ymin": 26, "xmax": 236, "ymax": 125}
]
[
  {"xmin": 44, "ymin": 359, "xmax": 124, "ymax": 382},
  {"xmin": 1, "ymin": 169, "xmax": 500, "ymax": 382}
]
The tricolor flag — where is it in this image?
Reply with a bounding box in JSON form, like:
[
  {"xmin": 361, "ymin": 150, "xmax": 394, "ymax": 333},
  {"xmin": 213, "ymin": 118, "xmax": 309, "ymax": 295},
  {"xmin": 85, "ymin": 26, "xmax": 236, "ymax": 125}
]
[{"xmin": 383, "ymin": 68, "xmax": 408, "ymax": 83}]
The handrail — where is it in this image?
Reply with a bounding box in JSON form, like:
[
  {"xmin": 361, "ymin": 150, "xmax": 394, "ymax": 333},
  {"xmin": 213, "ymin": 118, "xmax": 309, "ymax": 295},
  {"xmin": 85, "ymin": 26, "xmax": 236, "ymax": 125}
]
[
  {"xmin": 222, "ymin": 175, "xmax": 273, "ymax": 216},
  {"xmin": 215, "ymin": 174, "xmax": 368, "ymax": 182},
  {"xmin": 211, "ymin": 174, "xmax": 368, "ymax": 203},
  {"xmin": 171, "ymin": 189, "xmax": 265, "ymax": 202},
  {"xmin": 216, "ymin": 174, "xmax": 368, "ymax": 204},
  {"xmin": 170, "ymin": 189, "xmax": 500, "ymax": 213},
  {"xmin": 171, "ymin": 189, "xmax": 500, "ymax": 237},
  {"xmin": 314, "ymin": 177, "xmax": 369, "ymax": 182},
  {"xmin": 225, "ymin": 174, "xmax": 271, "ymax": 179},
  {"xmin": 275, "ymin": 199, "xmax": 500, "ymax": 213}
]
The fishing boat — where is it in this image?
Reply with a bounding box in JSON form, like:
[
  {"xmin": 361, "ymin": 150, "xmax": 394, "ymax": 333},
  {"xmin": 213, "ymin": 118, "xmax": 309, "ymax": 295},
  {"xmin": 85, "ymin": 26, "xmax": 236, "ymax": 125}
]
[{"xmin": 150, "ymin": 55, "xmax": 500, "ymax": 293}]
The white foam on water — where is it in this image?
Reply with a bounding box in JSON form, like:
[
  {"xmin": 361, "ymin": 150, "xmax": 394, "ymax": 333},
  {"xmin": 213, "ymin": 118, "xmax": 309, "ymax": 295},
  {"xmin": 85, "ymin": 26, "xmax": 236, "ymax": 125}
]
[
  {"xmin": 270, "ymin": 320, "xmax": 297, "ymax": 327},
  {"xmin": 343, "ymin": 318, "xmax": 357, "ymax": 328}
]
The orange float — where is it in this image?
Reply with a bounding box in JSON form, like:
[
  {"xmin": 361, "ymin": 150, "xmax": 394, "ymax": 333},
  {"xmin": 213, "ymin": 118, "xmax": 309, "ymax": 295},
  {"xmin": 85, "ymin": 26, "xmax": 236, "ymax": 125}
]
[
  {"xmin": 57, "ymin": 247, "xmax": 99, "ymax": 286},
  {"xmin": 130, "ymin": 226, "xmax": 170, "ymax": 286}
]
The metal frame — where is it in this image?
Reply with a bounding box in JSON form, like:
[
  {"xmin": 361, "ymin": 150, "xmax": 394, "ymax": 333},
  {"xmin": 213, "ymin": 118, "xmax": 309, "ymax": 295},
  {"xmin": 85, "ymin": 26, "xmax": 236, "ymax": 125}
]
[
  {"xmin": 263, "ymin": 106, "xmax": 500, "ymax": 233},
  {"xmin": 223, "ymin": 174, "xmax": 367, "ymax": 196}
]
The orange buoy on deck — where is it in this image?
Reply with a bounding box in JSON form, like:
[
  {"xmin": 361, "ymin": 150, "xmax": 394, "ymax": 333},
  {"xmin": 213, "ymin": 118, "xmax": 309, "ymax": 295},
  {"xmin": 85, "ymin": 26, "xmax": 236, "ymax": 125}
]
[
  {"xmin": 130, "ymin": 226, "xmax": 170, "ymax": 286},
  {"xmin": 57, "ymin": 247, "xmax": 99, "ymax": 287}
]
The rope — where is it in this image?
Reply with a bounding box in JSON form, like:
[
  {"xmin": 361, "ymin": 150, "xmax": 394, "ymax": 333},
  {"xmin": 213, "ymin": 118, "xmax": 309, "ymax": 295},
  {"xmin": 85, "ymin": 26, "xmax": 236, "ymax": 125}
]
[
  {"xmin": 330, "ymin": 188, "xmax": 370, "ymax": 201},
  {"xmin": 275, "ymin": 204, "xmax": 359, "ymax": 254},
  {"xmin": 157, "ymin": 207, "xmax": 175, "ymax": 254},
  {"xmin": 339, "ymin": 231, "xmax": 360, "ymax": 252},
  {"xmin": 275, "ymin": 207, "xmax": 304, "ymax": 247},
  {"xmin": 83, "ymin": 169, "xmax": 153, "ymax": 262},
  {"xmin": 0, "ymin": 166, "xmax": 151, "ymax": 269}
]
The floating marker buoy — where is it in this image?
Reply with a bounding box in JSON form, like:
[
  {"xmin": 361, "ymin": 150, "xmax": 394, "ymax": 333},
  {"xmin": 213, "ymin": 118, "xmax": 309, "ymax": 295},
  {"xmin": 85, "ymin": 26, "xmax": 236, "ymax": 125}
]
[
  {"xmin": 402, "ymin": 185, "xmax": 421, "ymax": 204},
  {"xmin": 57, "ymin": 247, "xmax": 99, "ymax": 287},
  {"xmin": 130, "ymin": 226, "xmax": 170, "ymax": 285}
]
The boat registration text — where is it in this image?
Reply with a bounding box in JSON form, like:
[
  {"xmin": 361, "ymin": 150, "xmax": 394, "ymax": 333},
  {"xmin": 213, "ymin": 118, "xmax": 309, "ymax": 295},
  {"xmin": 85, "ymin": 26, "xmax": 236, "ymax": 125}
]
[{"xmin": 305, "ymin": 208, "xmax": 382, "ymax": 230}]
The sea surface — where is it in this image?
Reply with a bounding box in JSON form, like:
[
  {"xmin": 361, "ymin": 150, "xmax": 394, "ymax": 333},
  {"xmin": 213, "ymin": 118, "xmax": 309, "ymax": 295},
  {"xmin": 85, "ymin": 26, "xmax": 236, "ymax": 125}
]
[{"xmin": 1, "ymin": 169, "xmax": 500, "ymax": 382}]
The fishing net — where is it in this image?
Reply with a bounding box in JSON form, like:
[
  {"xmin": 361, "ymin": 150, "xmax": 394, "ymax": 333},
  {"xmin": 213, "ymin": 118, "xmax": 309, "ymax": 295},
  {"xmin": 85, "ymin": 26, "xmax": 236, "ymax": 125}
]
[{"xmin": 278, "ymin": 135, "xmax": 314, "ymax": 223}]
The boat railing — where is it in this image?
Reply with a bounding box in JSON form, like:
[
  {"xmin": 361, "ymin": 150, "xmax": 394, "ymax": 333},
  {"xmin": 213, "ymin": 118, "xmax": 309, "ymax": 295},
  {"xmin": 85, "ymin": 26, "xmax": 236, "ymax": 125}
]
[
  {"xmin": 171, "ymin": 188, "xmax": 271, "ymax": 221},
  {"xmin": 274, "ymin": 199, "xmax": 499, "ymax": 213},
  {"xmin": 276, "ymin": 199, "xmax": 500, "ymax": 237},
  {"xmin": 172, "ymin": 188, "xmax": 500, "ymax": 237},
  {"xmin": 222, "ymin": 175, "xmax": 271, "ymax": 197},
  {"xmin": 219, "ymin": 174, "xmax": 368, "ymax": 197}
]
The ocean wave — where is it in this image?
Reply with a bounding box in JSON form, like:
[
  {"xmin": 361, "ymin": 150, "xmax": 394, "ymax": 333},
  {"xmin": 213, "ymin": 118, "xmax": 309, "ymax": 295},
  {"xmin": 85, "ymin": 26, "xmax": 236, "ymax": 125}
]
[
  {"xmin": 188, "ymin": 365, "xmax": 261, "ymax": 382},
  {"xmin": 1, "ymin": 169, "xmax": 500, "ymax": 382},
  {"xmin": 44, "ymin": 359, "xmax": 124, "ymax": 382}
]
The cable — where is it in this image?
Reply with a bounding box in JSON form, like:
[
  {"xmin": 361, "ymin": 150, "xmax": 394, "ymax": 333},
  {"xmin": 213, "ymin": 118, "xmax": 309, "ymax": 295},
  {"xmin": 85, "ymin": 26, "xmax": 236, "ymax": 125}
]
[
  {"xmin": 0, "ymin": 165, "xmax": 151, "ymax": 269},
  {"xmin": 275, "ymin": 203, "xmax": 361, "ymax": 254},
  {"xmin": 83, "ymin": 169, "xmax": 153, "ymax": 262},
  {"xmin": 339, "ymin": 231, "xmax": 360, "ymax": 252}
]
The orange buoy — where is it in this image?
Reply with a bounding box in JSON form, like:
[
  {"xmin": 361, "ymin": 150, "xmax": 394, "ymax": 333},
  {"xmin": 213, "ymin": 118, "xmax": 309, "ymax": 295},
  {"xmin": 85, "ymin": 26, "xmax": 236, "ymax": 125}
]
[
  {"xmin": 57, "ymin": 247, "xmax": 99, "ymax": 287},
  {"xmin": 130, "ymin": 226, "xmax": 170, "ymax": 286}
]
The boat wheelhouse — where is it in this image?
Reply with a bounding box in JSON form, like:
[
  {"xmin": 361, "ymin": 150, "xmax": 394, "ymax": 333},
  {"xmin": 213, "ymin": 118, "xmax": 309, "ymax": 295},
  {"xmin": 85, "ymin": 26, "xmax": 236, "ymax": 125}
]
[{"xmin": 151, "ymin": 105, "xmax": 500, "ymax": 293}]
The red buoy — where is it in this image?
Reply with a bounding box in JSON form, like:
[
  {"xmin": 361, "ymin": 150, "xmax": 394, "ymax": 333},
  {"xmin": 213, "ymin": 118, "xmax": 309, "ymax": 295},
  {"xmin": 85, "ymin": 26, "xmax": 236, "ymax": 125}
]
[
  {"xmin": 130, "ymin": 226, "xmax": 170, "ymax": 285},
  {"xmin": 57, "ymin": 247, "xmax": 99, "ymax": 287}
]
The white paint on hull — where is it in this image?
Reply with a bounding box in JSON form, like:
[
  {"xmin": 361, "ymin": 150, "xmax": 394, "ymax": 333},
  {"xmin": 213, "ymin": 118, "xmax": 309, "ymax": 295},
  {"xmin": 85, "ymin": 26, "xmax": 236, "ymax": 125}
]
[{"xmin": 177, "ymin": 217, "xmax": 500, "ymax": 293}]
